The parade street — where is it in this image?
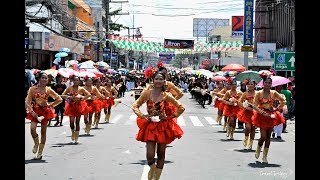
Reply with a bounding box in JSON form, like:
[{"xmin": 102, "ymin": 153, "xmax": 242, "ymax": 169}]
[{"xmin": 25, "ymin": 92, "xmax": 295, "ymax": 180}]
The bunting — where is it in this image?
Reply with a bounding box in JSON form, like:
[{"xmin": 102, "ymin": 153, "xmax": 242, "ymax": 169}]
[{"xmin": 108, "ymin": 35, "xmax": 243, "ymax": 54}]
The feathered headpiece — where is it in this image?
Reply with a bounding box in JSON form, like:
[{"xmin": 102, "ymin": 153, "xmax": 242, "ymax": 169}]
[
  {"xmin": 144, "ymin": 67, "xmax": 157, "ymax": 79},
  {"xmin": 242, "ymin": 79, "xmax": 249, "ymax": 85},
  {"xmin": 157, "ymin": 61, "xmax": 164, "ymax": 69},
  {"xmin": 226, "ymin": 77, "xmax": 233, "ymax": 83},
  {"xmin": 259, "ymin": 70, "xmax": 273, "ymax": 78}
]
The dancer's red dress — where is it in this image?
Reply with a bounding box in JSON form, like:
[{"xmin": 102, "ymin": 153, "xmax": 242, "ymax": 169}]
[
  {"xmin": 97, "ymin": 86, "xmax": 109, "ymax": 109},
  {"xmin": 237, "ymin": 91, "xmax": 256, "ymax": 124},
  {"xmin": 26, "ymin": 85, "xmax": 62, "ymax": 125},
  {"xmin": 62, "ymin": 86, "xmax": 91, "ymax": 117},
  {"xmin": 222, "ymin": 90, "xmax": 243, "ymax": 117},
  {"xmin": 132, "ymin": 90, "xmax": 185, "ymax": 144},
  {"xmin": 83, "ymin": 86, "xmax": 103, "ymax": 114},
  {"xmin": 212, "ymin": 87, "xmax": 223, "ymax": 109},
  {"xmin": 105, "ymin": 86, "xmax": 118, "ymax": 108},
  {"xmin": 216, "ymin": 88, "xmax": 228, "ymax": 111},
  {"xmin": 252, "ymin": 90, "xmax": 286, "ymax": 129}
]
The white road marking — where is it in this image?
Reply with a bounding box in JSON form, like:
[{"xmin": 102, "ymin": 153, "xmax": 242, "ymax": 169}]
[
  {"xmin": 189, "ymin": 116, "xmax": 204, "ymax": 126},
  {"xmin": 124, "ymin": 114, "xmax": 137, "ymax": 125},
  {"xmin": 110, "ymin": 114, "xmax": 123, "ymax": 124},
  {"xmin": 177, "ymin": 116, "xmax": 186, "ymax": 126},
  {"xmin": 141, "ymin": 164, "xmax": 149, "ymax": 180},
  {"xmin": 204, "ymin": 117, "xmax": 219, "ymax": 126}
]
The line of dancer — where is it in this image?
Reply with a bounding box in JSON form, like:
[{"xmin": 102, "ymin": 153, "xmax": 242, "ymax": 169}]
[
  {"xmin": 25, "ymin": 72, "xmax": 119, "ymax": 160},
  {"xmin": 211, "ymin": 74, "xmax": 286, "ymax": 164}
]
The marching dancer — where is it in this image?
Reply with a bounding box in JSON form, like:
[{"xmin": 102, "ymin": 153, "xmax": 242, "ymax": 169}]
[
  {"xmin": 25, "ymin": 71, "xmax": 63, "ymax": 159},
  {"xmin": 93, "ymin": 78, "xmax": 111, "ymax": 128},
  {"xmin": 83, "ymin": 77, "xmax": 103, "ymax": 134},
  {"xmin": 237, "ymin": 79, "xmax": 257, "ymax": 149},
  {"xmin": 252, "ymin": 75, "xmax": 286, "ymax": 163},
  {"xmin": 215, "ymin": 80, "xmax": 231, "ymax": 131},
  {"xmin": 104, "ymin": 79, "xmax": 118, "ymax": 123},
  {"xmin": 132, "ymin": 70, "xmax": 185, "ymax": 180},
  {"xmin": 221, "ymin": 79, "xmax": 243, "ymax": 140},
  {"xmin": 62, "ymin": 75, "xmax": 91, "ymax": 143},
  {"xmin": 211, "ymin": 80, "xmax": 224, "ymax": 125}
]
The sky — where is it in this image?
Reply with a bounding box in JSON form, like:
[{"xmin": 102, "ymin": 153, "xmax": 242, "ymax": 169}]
[{"xmin": 110, "ymin": 0, "xmax": 245, "ymax": 42}]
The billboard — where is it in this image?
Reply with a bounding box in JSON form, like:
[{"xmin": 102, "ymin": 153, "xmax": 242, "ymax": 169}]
[
  {"xmin": 243, "ymin": 0, "xmax": 254, "ymax": 45},
  {"xmin": 257, "ymin": 43, "xmax": 276, "ymax": 60},
  {"xmin": 164, "ymin": 39, "xmax": 194, "ymax": 49},
  {"xmin": 232, "ymin": 16, "xmax": 244, "ymax": 37},
  {"xmin": 193, "ymin": 18, "xmax": 229, "ymax": 37},
  {"xmin": 159, "ymin": 53, "xmax": 175, "ymax": 64}
]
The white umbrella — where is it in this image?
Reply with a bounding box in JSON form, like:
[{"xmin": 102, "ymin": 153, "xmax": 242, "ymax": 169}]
[
  {"xmin": 96, "ymin": 61, "xmax": 109, "ymax": 67},
  {"xmin": 65, "ymin": 60, "xmax": 79, "ymax": 67},
  {"xmin": 58, "ymin": 68, "xmax": 75, "ymax": 78}
]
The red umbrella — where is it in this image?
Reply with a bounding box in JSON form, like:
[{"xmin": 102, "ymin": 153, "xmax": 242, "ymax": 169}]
[
  {"xmin": 221, "ymin": 64, "xmax": 246, "ymax": 72},
  {"xmin": 212, "ymin": 76, "xmax": 226, "ymax": 81}
]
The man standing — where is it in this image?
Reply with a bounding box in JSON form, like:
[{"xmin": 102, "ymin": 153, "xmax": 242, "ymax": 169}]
[{"xmin": 280, "ymin": 84, "xmax": 292, "ymax": 133}]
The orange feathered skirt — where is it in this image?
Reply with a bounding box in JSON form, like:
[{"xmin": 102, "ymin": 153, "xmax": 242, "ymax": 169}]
[
  {"xmin": 237, "ymin": 107, "xmax": 254, "ymax": 124},
  {"xmin": 26, "ymin": 104, "xmax": 56, "ymax": 125},
  {"xmin": 252, "ymin": 110, "xmax": 285, "ymax": 129},
  {"xmin": 136, "ymin": 117, "xmax": 183, "ymax": 144}
]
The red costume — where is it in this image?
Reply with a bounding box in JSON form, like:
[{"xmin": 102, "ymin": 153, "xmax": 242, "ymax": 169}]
[
  {"xmin": 26, "ymin": 85, "xmax": 62, "ymax": 125},
  {"xmin": 252, "ymin": 90, "xmax": 286, "ymax": 129},
  {"xmin": 132, "ymin": 90, "xmax": 185, "ymax": 144}
]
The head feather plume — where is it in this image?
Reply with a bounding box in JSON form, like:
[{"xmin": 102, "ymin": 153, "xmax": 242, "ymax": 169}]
[{"xmin": 144, "ymin": 67, "xmax": 157, "ymax": 79}]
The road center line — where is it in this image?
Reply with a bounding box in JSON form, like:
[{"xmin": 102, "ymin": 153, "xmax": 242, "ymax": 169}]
[{"xmin": 141, "ymin": 164, "xmax": 149, "ymax": 180}]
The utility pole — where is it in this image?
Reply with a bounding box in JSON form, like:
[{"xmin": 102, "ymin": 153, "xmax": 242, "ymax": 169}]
[
  {"xmin": 105, "ymin": 0, "xmax": 110, "ymax": 47},
  {"xmin": 105, "ymin": 0, "xmax": 129, "ymax": 68}
]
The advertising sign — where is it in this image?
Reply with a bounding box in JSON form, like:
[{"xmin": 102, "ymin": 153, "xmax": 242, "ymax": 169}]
[
  {"xmin": 257, "ymin": 43, "xmax": 276, "ymax": 60},
  {"xmin": 110, "ymin": 52, "xmax": 119, "ymax": 70},
  {"xmin": 159, "ymin": 53, "xmax": 175, "ymax": 64},
  {"xmin": 164, "ymin": 39, "xmax": 194, "ymax": 49},
  {"xmin": 243, "ymin": 0, "xmax": 254, "ymax": 45},
  {"xmin": 232, "ymin": 16, "xmax": 244, "ymax": 37},
  {"xmin": 25, "ymin": 26, "xmax": 29, "ymax": 63},
  {"xmin": 274, "ymin": 52, "xmax": 295, "ymax": 71},
  {"xmin": 193, "ymin": 18, "xmax": 229, "ymax": 37}
]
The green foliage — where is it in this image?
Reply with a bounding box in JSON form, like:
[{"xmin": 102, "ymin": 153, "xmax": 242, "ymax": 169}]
[{"xmin": 108, "ymin": 9, "xmax": 128, "ymax": 32}]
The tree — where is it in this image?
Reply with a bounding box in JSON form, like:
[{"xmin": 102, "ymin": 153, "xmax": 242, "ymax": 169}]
[{"xmin": 109, "ymin": 9, "xmax": 128, "ymax": 32}]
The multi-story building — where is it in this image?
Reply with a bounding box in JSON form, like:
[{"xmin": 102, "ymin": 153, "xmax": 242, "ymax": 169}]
[{"xmin": 26, "ymin": 0, "xmax": 97, "ymax": 69}]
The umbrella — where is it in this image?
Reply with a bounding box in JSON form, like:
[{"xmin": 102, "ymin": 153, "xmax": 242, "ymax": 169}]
[
  {"xmin": 58, "ymin": 68, "xmax": 75, "ymax": 78},
  {"xmin": 55, "ymin": 52, "xmax": 68, "ymax": 58},
  {"xmin": 221, "ymin": 64, "xmax": 246, "ymax": 72},
  {"xmin": 59, "ymin": 48, "xmax": 71, "ymax": 53},
  {"xmin": 43, "ymin": 69, "xmax": 58, "ymax": 77},
  {"xmin": 213, "ymin": 71, "xmax": 224, "ymax": 76},
  {"xmin": 78, "ymin": 62, "xmax": 97, "ymax": 69},
  {"xmin": 257, "ymin": 76, "xmax": 291, "ymax": 87},
  {"xmin": 198, "ymin": 69, "xmax": 215, "ymax": 77},
  {"xmin": 96, "ymin": 61, "xmax": 109, "ymax": 67},
  {"xmin": 65, "ymin": 60, "xmax": 79, "ymax": 67},
  {"xmin": 259, "ymin": 70, "xmax": 273, "ymax": 76},
  {"xmin": 212, "ymin": 76, "xmax": 226, "ymax": 81},
  {"xmin": 235, "ymin": 70, "xmax": 262, "ymax": 82},
  {"xmin": 74, "ymin": 70, "xmax": 96, "ymax": 78},
  {"xmin": 86, "ymin": 68, "xmax": 104, "ymax": 77}
]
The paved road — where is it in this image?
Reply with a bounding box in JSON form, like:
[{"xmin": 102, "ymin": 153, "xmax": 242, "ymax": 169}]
[{"xmin": 25, "ymin": 91, "xmax": 295, "ymax": 180}]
